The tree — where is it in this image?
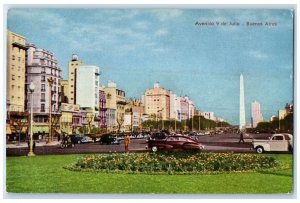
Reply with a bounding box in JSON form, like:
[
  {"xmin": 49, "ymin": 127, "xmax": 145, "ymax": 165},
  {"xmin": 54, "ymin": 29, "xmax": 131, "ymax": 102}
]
[{"xmin": 116, "ymin": 113, "xmax": 124, "ymax": 132}]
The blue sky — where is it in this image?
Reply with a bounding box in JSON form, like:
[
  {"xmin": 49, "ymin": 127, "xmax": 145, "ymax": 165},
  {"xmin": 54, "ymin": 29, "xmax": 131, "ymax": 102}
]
[{"xmin": 7, "ymin": 8, "xmax": 294, "ymax": 125}]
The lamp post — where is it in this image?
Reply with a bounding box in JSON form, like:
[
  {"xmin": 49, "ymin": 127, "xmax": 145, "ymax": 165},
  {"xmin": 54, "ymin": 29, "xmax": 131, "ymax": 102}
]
[{"xmin": 28, "ymin": 81, "xmax": 35, "ymax": 156}]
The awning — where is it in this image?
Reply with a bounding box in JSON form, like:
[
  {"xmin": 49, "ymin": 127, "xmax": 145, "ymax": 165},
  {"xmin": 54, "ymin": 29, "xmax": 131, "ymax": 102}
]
[{"xmin": 32, "ymin": 126, "xmax": 49, "ymax": 133}]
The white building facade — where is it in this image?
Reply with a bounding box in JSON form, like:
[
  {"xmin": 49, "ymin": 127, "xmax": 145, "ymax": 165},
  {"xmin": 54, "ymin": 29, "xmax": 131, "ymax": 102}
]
[{"xmin": 76, "ymin": 65, "xmax": 100, "ymax": 116}]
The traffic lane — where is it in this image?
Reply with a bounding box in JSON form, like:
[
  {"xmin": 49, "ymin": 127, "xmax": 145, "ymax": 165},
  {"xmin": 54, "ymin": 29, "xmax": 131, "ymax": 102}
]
[{"xmin": 6, "ymin": 139, "xmax": 148, "ymax": 156}]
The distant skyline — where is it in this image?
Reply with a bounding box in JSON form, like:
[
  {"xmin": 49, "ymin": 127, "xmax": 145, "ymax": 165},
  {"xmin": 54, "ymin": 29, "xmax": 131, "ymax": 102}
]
[{"xmin": 7, "ymin": 8, "xmax": 294, "ymax": 124}]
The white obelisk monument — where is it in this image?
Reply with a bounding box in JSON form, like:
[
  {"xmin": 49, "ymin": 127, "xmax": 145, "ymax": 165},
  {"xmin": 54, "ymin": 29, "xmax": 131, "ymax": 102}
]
[{"xmin": 239, "ymin": 74, "xmax": 246, "ymax": 130}]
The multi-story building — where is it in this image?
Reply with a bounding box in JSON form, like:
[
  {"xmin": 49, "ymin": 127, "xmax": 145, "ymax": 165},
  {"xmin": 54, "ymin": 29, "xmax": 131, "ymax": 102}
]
[
  {"xmin": 98, "ymin": 87, "xmax": 106, "ymax": 129},
  {"xmin": 170, "ymin": 92, "xmax": 181, "ymax": 121},
  {"xmin": 251, "ymin": 100, "xmax": 264, "ymax": 128},
  {"xmin": 7, "ymin": 31, "xmax": 27, "ymax": 112},
  {"xmin": 104, "ymin": 81, "xmax": 117, "ymax": 131},
  {"xmin": 76, "ymin": 65, "xmax": 100, "ymax": 114},
  {"xmin": 60, "ymin": 80, "xmax": 69, "ymax": 103},
  {"xmin": 124, "ymin": 99, "xmax": 144, "ymax": 131},
  {"xmin": 68, "ymin": 54, "xmax": 83, "ymax": 104},
  {"xmin": 144, "ymin": 83, "xmax": 170, "ymax": 120},
  {"xmin": 116, "ymin": 88, "xmax": 126, "ymax": 131},
  {"xmin": 188, "ymin": 99, "xmax": 195, "ymax": 119},
  {"xmin": 25, "ymin": 43, "xmax": 61, "ymax": 134},
  {"xmin": 60, "ymin": 103, "xmax": 81, "ymax": 134},
  {"xmin": 201, "ymin": 112, "xmax": 216, "ymax": 121},
  {"xmin": 179, "ymin": 96, "xmax": 189, "ymax": 120}
]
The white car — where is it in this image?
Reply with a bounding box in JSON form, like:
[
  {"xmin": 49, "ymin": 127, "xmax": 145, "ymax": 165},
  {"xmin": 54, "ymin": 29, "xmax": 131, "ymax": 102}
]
[{"xmin": 252, "ymin": 133, "xmax": 293, "ymax": 153}]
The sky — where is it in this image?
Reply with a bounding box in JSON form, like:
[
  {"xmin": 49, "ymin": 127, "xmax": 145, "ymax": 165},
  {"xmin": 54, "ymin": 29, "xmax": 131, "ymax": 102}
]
[{"xmin": 6, "ymin": 8, "xmax": 294, "ymax": 125}]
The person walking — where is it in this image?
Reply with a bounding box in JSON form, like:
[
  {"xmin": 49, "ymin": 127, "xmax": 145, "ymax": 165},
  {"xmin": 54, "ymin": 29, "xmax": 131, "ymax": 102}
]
[
  {"xmin": 238, "ymin": 131, "xmax": 245, "ymax": 144},
  {"xmin": 124, "ymin": 134, "xmax": 130, "ymax": 152}
]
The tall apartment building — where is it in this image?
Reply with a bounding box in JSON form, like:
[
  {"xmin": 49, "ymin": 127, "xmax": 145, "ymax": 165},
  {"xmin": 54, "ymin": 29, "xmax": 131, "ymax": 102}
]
[
  {"xmin": 25, "ymin": 43, "xmax": 61, "ymax": 133},
  {"xmin": 68, "ymin": 54, "xmax": 83, "ymax": 104},
  {"xmin": 251, "ymin": 100, "xmax": 263, "ymax": 128},
  {"xmin": 76, "ymin": 65, "xmax": 100, "ymax": 114},
  {"xmin": 144, "ymin": 83, "xmax": 170, "ymax": 120},
  {"xmin": 6, "ymin": 31, "xmax": 27, "ymax": 112}
]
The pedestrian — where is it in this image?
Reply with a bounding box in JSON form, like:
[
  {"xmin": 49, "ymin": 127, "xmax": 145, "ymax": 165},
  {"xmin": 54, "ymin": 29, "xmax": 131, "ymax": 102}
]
[
  {"xmin": 124, "ymin": 134, "xmax": 130, "ymax": 152},
  {"xmin": 57, "ymin": 133, "xmax": 60, "ymax": 142},
  {"xmin": 238, "ymin": 131, "xmax": 245, "ymax": 144}
]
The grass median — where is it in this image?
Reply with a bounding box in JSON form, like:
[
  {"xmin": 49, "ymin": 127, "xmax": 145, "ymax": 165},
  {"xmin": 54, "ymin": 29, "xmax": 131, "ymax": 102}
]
[{"xmin": 6, "ymin": 153, "xmax": 293, "ymax": 194}]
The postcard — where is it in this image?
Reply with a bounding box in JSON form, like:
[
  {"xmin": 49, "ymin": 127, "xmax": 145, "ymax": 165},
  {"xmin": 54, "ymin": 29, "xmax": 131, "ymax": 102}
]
[{"xmin": 5, "ymin": 6, "xmax": 295, "ymax": 196}]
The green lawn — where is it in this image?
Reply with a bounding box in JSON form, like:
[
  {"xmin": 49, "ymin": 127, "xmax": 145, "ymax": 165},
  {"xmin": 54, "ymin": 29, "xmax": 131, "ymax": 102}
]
[{"xmin": 6, "ymin": 153, "xmax": 293, "ymax": 194}]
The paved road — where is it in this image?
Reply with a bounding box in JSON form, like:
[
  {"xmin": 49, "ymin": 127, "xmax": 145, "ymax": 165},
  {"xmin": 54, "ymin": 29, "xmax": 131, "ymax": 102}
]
[{"xmin": 6, "ymin": 133, "xmax": 274, "ymax": 156}]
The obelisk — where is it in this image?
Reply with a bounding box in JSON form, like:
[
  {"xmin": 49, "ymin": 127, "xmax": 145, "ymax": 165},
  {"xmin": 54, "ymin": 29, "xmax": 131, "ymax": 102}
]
[{"xmin": 239, "ymin": 74, "xmax": 246, "ymax": 130}]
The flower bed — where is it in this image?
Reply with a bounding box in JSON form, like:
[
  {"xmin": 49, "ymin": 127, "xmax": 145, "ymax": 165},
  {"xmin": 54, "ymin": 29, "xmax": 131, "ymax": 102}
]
[{"xmin": 66, "ymin": 152, "xmax": 280, "ymax": 174}]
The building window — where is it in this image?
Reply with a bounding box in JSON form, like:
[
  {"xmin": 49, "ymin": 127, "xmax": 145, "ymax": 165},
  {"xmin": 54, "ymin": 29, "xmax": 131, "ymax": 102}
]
[
  {"xmin": 12, "ymin": 55, "xmax": 15, "ymax": 60},
  {"xmin": 41, "ymin": 84, "xmax": 45, "ymax": 91},
  {"xmin": 12, "ymin": 65, "xmax": 15, "ymax": 70},
  {"xmin": 11, "ymin": 85, "xmax": 15, "ymax": 90},
  {"xmin": 41, "ymin": 75, "xmax": 45, "ymax": 82},
  {"xmin": 41, "ymin": 104, "xmax": 45, "ymax": 112},
  {"xmin": 12, "ymin": 75, "xmax": 15, "ymax": 80},
  {"xmin": 18, "ymin": 57, "xmax": 21, "ymax": 62},
  {"xmin": 71, "ymin": 72, "xmax": 74, "ymax": 75},
  {"xmin": 41, "ymin": 93, "xmax": 45, "ymax": 101}
]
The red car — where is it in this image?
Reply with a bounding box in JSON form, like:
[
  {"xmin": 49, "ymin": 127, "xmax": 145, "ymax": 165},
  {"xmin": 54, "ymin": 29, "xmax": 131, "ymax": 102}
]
[{"xmin": 147, "ymin": 135, "xmax": 204, "ymax": 152}]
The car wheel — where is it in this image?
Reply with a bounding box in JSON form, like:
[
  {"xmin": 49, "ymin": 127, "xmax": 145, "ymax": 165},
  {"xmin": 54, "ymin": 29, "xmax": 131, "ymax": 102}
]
[
  {"xmin": 151, "ymin": 146, "xmax": 158, "ymax": 152},
  {"xmin": 256, "ymin": 146, "xmax": 264, "ymax": 154}
]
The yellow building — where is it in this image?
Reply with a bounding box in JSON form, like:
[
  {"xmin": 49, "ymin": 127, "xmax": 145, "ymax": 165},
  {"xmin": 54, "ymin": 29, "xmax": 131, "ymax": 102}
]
[
  {"xmin": 6, "ymin": 31, "xmax": 27, "ymax": 112},
  {"xmin": 279, "ymin": 109, "xmax": 287, "ymax": 120},
  {"xmin": 144, "ymin": 83, "xmax": 170, "ymax": 120},
  {"xmin": 68, "ymin": 54, "xmax": 83, "ymax": 104},
  {"xmin": 60, "ymin": 103, "xmax": 80, "ymax": 134}
]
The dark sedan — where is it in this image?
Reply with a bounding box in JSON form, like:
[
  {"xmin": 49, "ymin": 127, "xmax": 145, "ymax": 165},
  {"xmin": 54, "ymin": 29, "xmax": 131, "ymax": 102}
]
[
  {"xmin": 147, "ymin": 135, "xmax": 204, "ymax": 152},
  {"xmin": 99, "ymin": 134, "xmax": 121, "ymax": 145}
]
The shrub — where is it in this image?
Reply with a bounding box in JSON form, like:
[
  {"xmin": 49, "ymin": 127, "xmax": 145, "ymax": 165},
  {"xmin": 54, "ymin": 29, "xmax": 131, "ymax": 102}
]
[{"xmin": 66, "ymin": 152, "xmax": 280, "ymax": 175}]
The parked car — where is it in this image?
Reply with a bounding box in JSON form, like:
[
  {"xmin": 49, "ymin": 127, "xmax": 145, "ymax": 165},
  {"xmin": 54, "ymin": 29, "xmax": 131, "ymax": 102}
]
[
  {"xmin": 80, "ymin": 136, "xmax": 94, "ymax": 144},
  {"xmin": 147, "ymin": 135, "xmax": 204, "ymax": 152},
  {"xmin": 99, "ymin": 134, "xmax": 121, "ymax": 145},
  {"xmin": 252, "ymin": 133, "xmax": 293, "ymax": 153},
  {"xmin": 70, "ymin": 134, "xmax": 83, "ymax": 144}
]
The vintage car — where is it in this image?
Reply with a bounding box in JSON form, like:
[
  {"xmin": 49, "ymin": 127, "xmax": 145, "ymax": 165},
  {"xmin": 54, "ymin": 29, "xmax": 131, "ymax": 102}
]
[
  {"xmin": 99, "ymin": 134, "xmax": 121, "ymax": 145},
  {"xmin": 252, "ymin": 133, "xmax": 293, "ymax": 153},
  {"xmin": 147, "ymin": 135, "xmax": 204, "ymax": 152}
]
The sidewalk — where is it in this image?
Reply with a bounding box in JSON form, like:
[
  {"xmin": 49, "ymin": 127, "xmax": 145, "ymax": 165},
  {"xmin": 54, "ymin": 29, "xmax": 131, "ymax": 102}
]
[{"xmin": 6, "ymin": 140, "xmax": 60, "ymax": 149}]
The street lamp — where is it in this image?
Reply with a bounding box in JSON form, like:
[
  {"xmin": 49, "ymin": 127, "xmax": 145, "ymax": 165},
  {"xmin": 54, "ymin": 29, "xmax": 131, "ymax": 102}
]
[{"xmin": 28, "ymin": 81, "xmax": 35, "ymax": 156}]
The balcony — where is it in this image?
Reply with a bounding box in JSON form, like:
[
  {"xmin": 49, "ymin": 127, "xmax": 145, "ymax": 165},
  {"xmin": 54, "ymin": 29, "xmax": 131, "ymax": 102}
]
[{"xmin": 12, "ymin": 42, "xmax": 28, "ymax": 50}]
